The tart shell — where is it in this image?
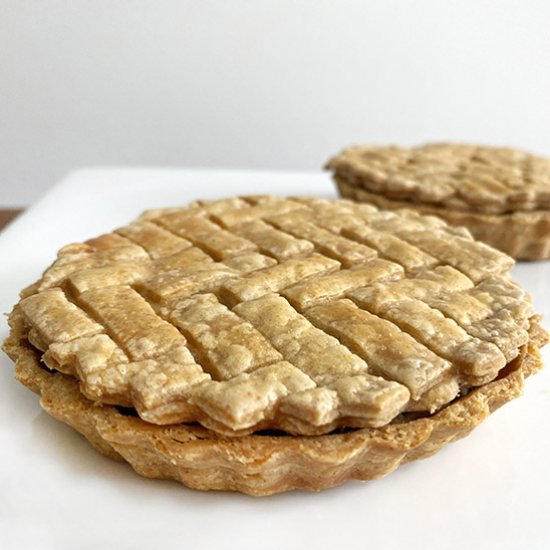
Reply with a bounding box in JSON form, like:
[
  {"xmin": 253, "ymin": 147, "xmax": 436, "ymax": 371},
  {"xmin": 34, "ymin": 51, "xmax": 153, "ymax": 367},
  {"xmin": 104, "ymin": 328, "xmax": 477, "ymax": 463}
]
[{"xmin": 4, "ymin": 312, "xmax": 546, "ymax": 496}]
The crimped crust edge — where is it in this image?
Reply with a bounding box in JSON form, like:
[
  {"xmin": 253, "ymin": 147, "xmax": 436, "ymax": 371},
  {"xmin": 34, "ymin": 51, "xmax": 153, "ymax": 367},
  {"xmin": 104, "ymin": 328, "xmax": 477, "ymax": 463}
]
[{"xmin": 3, "ymin": 313, "xmax": 546, "ymax": 496}]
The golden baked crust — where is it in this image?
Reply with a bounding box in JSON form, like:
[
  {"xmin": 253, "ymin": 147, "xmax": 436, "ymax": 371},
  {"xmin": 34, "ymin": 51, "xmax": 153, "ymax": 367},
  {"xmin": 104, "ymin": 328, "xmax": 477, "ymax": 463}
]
[
  {"xmin": 6, "ymin": 195, "xmax": 535, "ymax": 438},
  {"xmin": 327, "ymin": 143, "xmax": 550, "ymax": 214},
  {"xmin": 328, "ymin": 144, "xmax": 550, "ymax": 259},
  {"xmin": 3, "ymin": 309, "xmax": 546, "ymax": 496}
]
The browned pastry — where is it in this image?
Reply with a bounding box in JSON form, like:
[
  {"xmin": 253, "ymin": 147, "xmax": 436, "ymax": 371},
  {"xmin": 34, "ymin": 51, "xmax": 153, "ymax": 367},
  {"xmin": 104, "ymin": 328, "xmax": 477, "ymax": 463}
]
[
  {"xmin": 4, "ymin": 310, "xmax": 546, "ymax": 496},
  {"xmin": 3, "ymin": 195, "xmax": 547, "ymax": 495},
  {"xmin": 327, "ymin": 143, "xmax": 550, "ymax": 259}
]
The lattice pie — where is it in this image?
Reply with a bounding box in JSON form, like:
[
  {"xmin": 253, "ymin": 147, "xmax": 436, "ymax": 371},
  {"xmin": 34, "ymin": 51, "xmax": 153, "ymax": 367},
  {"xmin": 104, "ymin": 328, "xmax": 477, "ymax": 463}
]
[
  {"xmin": 3, "ymin": 195, "xmax": 547, "ymax": 495},
  {"xmin": 328, "ymin": 143, "xmax": 550, "ymax": 259}
]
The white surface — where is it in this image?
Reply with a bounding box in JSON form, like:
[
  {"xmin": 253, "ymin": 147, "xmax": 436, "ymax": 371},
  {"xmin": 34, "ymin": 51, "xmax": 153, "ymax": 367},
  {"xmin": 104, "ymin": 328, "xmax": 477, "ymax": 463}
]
[
  {"xmin": 1, "ymin": 169, "xmax": 550, "ymax": 550},
  {"xmin": 2, "ymin": 1, "xmax": 550, "ymax": 205}
]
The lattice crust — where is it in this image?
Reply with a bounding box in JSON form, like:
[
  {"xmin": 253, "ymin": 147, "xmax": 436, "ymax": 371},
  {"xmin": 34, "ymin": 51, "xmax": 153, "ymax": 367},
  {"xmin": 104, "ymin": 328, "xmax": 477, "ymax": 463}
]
[
  {"xmin": 327, "ymin": 143, "xmax": 550, "ymax": 214},
  {"xmin": 13, "ymin": 195, "xmax": 532, "ymax": 436}
]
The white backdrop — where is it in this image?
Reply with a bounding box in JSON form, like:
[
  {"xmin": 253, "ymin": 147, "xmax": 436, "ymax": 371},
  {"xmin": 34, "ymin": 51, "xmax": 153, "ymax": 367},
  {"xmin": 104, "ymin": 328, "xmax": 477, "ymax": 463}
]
[{"xmin": 1, "ymin": 0, "xmax": 550, "ymax": 205}]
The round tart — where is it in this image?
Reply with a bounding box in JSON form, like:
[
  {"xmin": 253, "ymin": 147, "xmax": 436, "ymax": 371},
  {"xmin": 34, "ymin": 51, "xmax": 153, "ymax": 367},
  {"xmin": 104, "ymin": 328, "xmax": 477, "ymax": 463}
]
[
  {"xmin": 3, "ymin": 195, "xmax": 547, "ymax": 495},
  {"xmin": 327, "ymin": 143, "xmax": 550, "ymax": 260}
]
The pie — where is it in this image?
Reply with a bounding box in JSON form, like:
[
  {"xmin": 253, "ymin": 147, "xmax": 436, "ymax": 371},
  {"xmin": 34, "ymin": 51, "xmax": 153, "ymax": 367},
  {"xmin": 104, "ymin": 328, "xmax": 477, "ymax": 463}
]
[
  {"xmin": 3, "ymin": 195, "xmax": 547, "ymax": 495},
  {"xmin": 327, "ymin": 143, "xmax": 550, "ymax": 260}
]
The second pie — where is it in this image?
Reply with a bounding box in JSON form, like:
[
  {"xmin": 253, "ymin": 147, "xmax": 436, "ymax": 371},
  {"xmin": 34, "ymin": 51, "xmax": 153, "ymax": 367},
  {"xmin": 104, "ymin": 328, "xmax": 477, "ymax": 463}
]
[{"xmin": 327, "ymin": 143, "xmax": 550, "ymax": 259}]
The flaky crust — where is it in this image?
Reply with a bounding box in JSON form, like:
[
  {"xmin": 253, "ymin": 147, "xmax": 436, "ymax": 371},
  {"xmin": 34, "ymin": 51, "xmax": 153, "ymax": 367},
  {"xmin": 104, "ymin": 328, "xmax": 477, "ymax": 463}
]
[
  {"xmin": 12, "ymin": 195, "xmax": 533, "ymax": 436},
  {"xmin": 337, "ymin": 178, "xmax": 550, "ymax": 261},
  {"xmin": 4, "ymin": 310, "xmax": 546, "ymax": 496}
]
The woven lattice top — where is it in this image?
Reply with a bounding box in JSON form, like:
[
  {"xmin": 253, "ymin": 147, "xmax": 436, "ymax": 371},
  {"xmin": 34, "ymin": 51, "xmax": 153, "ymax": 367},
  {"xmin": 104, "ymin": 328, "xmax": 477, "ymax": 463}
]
[
  {"xmin": 327, "ymin": 143, "xmax": 550, "ymax": 214},
  {"xmin": 16, "ymin": 196, "xmax": 533, "ymax": 436}
]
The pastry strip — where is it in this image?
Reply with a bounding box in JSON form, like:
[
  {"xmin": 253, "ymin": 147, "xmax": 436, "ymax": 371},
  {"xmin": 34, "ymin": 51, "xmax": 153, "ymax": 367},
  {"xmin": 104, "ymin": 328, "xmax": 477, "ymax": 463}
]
[
  {"xmin": 168, "ymin": 293, "xmax": 282, "ymax": 380},
  {"xmin": 305, "ymin": 299, "xmax": 451, "ymax": 400},
  {"xmin": 219, "ymin": 253, "xmax": 340, "ymax": 307}
]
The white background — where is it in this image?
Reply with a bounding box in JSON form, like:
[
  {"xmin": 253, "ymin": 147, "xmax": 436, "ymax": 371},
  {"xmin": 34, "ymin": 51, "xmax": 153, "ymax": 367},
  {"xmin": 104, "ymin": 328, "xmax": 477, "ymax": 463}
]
[{"xmin": 1, "ymin": 0, "xmax": 550, "ymax": 205}]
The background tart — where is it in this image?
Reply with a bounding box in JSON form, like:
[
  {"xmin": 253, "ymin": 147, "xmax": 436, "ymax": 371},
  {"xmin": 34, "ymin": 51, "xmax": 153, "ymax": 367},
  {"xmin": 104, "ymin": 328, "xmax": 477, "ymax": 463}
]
[{"xmin": 328, "ymin": 143, "xmax": 550, "ymax": 260}]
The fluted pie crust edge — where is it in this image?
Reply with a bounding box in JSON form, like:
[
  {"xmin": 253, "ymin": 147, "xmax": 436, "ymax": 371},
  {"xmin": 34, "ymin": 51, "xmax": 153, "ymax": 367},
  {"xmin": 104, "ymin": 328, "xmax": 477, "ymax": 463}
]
[{"xmin": 4, "ymin": 311, "xmax": 546, "ymax": 496}]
